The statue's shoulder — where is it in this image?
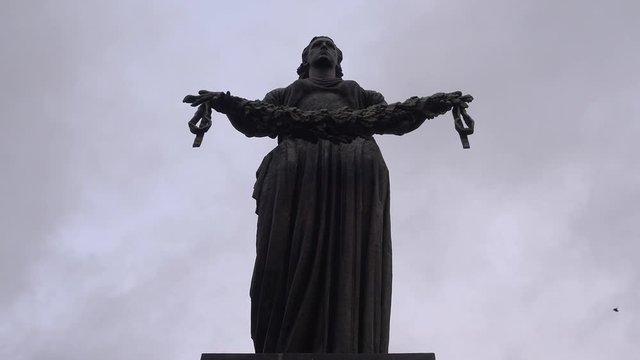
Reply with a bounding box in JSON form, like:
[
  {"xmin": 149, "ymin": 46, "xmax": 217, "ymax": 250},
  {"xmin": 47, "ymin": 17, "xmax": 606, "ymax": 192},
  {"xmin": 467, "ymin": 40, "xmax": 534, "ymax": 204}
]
[
  {"xmin": 341, "ymin": 79, "xmax": 361, "ymax": 87},
  {"xmin": 285, "ymin": 79, "xmax": 308, "ymax": 89},
  {"xmin": 363, "ymin": 89, "xmax": 386, "ymax": 105},
  {"xmin": 263, "ymin": 87, "xmax": 287, "ymax": 105},
  {"xmin": 343, "ymin": 80, "xmax": 386, "ymax": 106},
  {"xmin": 263, "ymin": 79, "xmax": 308, "ymax": 104},
  {"xmin": 341, "ymin": 80, "xmax": 384, "ymax": 100}
]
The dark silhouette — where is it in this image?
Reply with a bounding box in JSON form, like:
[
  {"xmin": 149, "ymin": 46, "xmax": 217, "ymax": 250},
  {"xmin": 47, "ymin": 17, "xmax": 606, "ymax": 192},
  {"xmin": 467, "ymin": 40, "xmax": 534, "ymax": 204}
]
[{"xmin": 184, "ymin": 36, "xmax": 475, "ymax": 353}]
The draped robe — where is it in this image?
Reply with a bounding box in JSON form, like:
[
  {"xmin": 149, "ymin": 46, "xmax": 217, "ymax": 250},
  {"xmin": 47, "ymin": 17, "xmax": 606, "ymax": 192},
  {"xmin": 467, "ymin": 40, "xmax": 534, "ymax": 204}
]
[{"xmin": 223, "ymin": 78, "xmax": 431, "ymax": 353}]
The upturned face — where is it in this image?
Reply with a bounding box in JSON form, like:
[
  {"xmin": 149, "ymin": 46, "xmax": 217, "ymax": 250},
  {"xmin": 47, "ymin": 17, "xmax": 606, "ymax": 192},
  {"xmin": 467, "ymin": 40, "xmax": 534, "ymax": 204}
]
[{"xmin": 306, "ymin": 37, "xmax": 339, "ymax": 68}]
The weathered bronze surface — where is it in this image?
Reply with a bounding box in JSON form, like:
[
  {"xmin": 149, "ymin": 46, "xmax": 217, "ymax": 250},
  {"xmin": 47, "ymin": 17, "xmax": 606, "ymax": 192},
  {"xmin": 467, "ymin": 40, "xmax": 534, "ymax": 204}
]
[{"xmin": 184, "ymin": 36, "xmax": 475, "ymax": 353}]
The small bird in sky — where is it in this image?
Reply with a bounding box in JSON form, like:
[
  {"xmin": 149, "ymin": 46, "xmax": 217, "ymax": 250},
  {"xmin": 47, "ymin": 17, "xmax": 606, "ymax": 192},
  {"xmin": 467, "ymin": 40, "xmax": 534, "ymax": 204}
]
[{"xmin": 613, "ymin": 307, "xmax": 619, "ymax": 312}]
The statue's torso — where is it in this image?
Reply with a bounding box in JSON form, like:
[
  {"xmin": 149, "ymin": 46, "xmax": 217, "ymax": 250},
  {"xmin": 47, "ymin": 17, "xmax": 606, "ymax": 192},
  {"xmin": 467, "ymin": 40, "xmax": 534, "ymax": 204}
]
[
  {"xmin": 251, "ymin": 78, "xmax": 392, "ymax": 353},
  {"xmin": 266, "ymin": 79, "xmax": 384, "ymax": 164},
  {"xmin": 266, "ymin": 78, "xmax": 375, "ymax": 110},
  {"xmin": 296, "ymin": 90, "xmax": 353, "ymax": 111}
]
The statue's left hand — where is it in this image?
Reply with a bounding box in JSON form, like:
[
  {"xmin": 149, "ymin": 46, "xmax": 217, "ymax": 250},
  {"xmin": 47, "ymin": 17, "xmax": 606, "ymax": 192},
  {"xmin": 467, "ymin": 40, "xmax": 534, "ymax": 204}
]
[
  {"xmin": 420, "ymin": 91, "xmax": 473, "ymax": 115},
  {"xmin": 418, "ymin": 91, "xmax": 474, "ymax": 148},
  {"xmin": 447, "ymin": 92, "xmax": 473, "ymax": 108}
]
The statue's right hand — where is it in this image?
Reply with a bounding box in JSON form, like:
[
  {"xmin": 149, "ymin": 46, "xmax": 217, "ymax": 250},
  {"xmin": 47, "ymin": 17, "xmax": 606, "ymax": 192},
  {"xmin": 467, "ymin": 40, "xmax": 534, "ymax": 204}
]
[{"xmin": 183, "ymin": 90, "xmax": 226, "ymax": 109}]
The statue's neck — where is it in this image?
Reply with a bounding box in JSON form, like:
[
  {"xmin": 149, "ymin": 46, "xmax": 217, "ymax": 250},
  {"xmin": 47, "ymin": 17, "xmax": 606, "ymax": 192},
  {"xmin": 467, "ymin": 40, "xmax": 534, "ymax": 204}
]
[{"xmin": 308, "ymin": 66, "xmax": 336, "ymax": 80}]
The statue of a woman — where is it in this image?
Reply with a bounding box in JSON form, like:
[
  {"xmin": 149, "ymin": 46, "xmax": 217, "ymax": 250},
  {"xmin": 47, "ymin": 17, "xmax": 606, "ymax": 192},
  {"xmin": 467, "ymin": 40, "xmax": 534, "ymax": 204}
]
[{"xmin": 184, "ymin": 36, "xmax": 474, "ymax": 353}]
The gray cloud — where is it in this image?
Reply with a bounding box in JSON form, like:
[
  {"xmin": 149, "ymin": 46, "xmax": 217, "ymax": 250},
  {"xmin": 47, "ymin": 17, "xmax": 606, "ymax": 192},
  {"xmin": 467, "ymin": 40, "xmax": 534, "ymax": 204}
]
[{"xmin": 2, "ymin": 1, "xmax": 639, "ymax": 359}]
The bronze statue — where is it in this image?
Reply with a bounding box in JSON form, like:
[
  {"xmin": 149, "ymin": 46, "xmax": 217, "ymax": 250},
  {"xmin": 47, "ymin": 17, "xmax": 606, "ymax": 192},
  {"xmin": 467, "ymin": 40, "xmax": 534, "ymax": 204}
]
[{"xmin": 183, "ymin": 36, "xmax": 474, "ymax": 353}]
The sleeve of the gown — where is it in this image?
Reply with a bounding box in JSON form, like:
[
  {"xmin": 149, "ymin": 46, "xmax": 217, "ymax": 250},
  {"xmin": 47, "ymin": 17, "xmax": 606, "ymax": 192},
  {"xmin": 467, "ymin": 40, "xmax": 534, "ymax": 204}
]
[
  {"xmin": 221, "ymin": 88, "xmax": 287, "ymax": 138},
  {"xmin": 334, "ymin": 91, "xmax": 447, "ymax": 136},
  {"xmin": 363, "ymin": 90, "xmax": 387, "ymax": 107},
  {"xmin": 216, "ymin": 88, "xmax": 354, "ymax": 140}
]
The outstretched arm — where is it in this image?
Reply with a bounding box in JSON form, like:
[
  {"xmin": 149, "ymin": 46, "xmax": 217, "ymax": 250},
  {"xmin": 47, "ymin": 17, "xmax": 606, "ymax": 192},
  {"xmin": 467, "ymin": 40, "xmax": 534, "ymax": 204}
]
[
  {"xmin": 184, "ymin": 91, "xmax": 285, "ymax": 139},
  {"xmin": 184, "ymin": 90, "xmax": 365, "ymax": 142},
  {"xmin": 340, "ymin": 91, "xmax": 473, "ymax": 136},
  {"xmin": 183, "ymin": 90, "xmax": 474, "ymax": 145}
]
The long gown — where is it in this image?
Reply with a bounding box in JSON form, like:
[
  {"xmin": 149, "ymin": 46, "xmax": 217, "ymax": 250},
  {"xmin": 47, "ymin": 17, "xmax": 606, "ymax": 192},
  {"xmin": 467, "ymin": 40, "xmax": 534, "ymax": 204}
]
[{"xmin": 223, "ymin": 78, "xmax": 429, "ymax": 353}]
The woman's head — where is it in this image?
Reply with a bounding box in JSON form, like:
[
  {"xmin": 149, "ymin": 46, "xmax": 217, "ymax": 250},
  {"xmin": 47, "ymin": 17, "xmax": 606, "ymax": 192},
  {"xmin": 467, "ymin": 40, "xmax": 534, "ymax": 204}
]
[{"xmin": 296, "ymin": 36, "xmax": 343, "ymax": 79}]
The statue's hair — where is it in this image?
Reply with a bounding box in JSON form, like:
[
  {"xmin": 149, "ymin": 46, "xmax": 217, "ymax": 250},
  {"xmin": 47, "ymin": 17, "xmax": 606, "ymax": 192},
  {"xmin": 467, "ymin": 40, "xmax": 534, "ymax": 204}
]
[{"xmin": 296, "ymin": 36, "xmax": 343, "ymax": 79}]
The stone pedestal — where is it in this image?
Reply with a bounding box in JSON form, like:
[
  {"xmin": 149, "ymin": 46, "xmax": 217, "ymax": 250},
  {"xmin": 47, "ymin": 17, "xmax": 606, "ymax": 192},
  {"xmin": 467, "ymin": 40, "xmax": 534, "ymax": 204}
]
[{"xmin": 201, "ymin": 354, "xmax": 435, "ymax": 360}]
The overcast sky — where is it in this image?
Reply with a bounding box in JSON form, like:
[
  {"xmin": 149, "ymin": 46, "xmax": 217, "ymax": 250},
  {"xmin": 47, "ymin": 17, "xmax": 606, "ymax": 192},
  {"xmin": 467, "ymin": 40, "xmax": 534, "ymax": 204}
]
[{"xmin": 2, "ymin": 1, "xmax": 639, "ymax": 359}]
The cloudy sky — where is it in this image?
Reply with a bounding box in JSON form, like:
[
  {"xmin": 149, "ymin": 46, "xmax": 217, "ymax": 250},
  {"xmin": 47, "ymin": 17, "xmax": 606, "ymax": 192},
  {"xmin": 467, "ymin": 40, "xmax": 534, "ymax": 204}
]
[{"xmin": 2, "ymin": 1, "xmax": 639, "ymax": 359}]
